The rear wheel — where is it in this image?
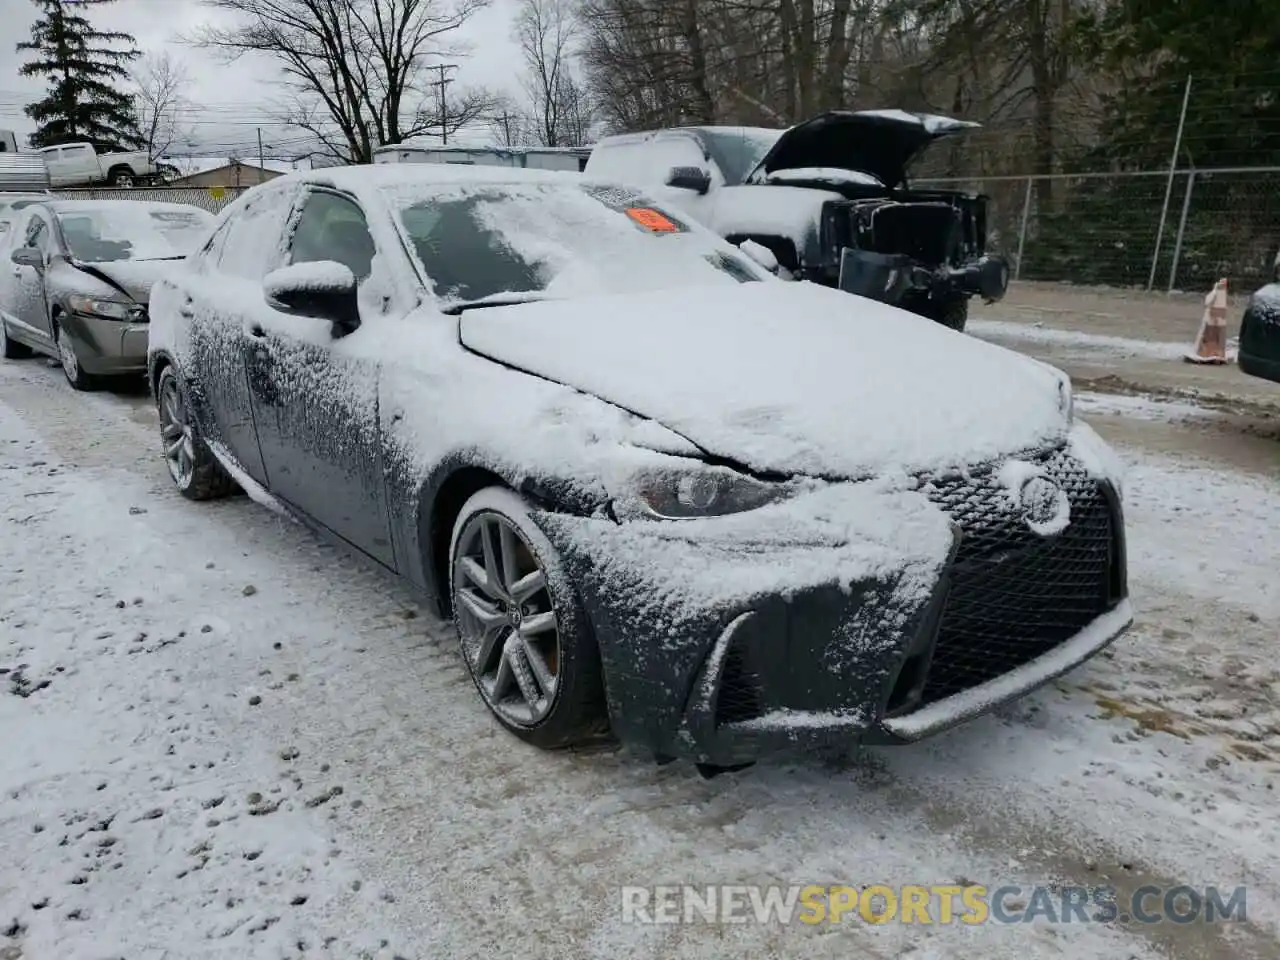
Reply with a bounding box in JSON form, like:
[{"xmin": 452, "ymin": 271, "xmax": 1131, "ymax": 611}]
[
  {"xmin": 449, "ymin": 487, "xmax": 607, "ymax": 749},
  {"xmin": 107, "ymin": 167, "xmax": 135, "ymax": 187},
  {"xmin": 902, "ymin": 293, "xmax": 969, "ymax": 332},
  {"xmin": 1, "ymin": 321, "xmax": 32, "ymax": 360},
  {"xmin": 156, "ymin": 366, "xmax": 237, "ymax": 500}
]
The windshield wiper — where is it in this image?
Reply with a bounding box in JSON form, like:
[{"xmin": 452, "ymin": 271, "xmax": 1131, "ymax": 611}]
[
  {"xmin": 137, "ymin": 255, "xmax": 188, "ymax": 261},
  {"xmin": 441, "ymin": 293, "xmax": 554, "ymax": 315}
]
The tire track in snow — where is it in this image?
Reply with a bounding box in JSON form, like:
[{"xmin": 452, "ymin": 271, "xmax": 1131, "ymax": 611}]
[{"xmin": 0, "ymin": 357, "xmax": 1263, "ymax": 958}]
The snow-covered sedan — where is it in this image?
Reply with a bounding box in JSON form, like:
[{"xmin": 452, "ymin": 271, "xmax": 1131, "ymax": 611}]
[
  {"xmin": 147, "ymin": 166, "xmax": 1132, "ymax": 773},
  {"xmin": 1, "ymin": 199, "xmax": 213, "ymax": 389}
]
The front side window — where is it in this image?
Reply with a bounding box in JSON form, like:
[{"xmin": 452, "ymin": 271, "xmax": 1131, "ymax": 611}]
[
  {"xmin": 287, "ymin": 191, "xmax": 376, "ymax": 282},
  {"xmin": 384, "ymin": 181, "xmax": 768, "ymax": 306}
]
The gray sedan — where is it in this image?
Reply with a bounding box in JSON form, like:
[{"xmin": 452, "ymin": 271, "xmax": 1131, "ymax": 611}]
[{"xmin": 0, "ymin": 199, "xmax": 213, "ymax": 390}]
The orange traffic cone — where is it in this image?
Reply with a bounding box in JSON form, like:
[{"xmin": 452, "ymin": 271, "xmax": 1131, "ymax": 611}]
[{"xmin": 1184, "ymin": 278, "xmax": 1229, "ymax": 364}]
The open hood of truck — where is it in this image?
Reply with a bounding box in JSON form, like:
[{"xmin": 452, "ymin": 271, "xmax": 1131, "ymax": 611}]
[{"xmin": 745, "ymin": 110, "xmax": 980, "ymax": 188}]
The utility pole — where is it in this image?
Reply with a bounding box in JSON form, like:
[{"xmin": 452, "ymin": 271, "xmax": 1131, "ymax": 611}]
[
  {"xmin": 257, "ymin": 127, "xmax": 265, "ymax": 172},
  {"xmin": 430, "ymin": 63, "xmax": 459, "ymax": 145}
]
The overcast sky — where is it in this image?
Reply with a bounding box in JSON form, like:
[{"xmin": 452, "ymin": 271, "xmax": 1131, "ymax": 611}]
[{"xmin": 0, "ymin": 0, "xmax": 523, "ymax": 157}]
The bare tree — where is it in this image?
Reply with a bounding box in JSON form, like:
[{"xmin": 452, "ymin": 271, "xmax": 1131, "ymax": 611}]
[
  {"xmin": 193, "ymin": 0, "xmax": 491, "ymax": 163},
  {"xmin": 514, "ymin": 0, "xmax": 592, "ymax": 146},
  {"xmin": 132, "ymin": 52, "xmax": 192, "ymax": 161}
]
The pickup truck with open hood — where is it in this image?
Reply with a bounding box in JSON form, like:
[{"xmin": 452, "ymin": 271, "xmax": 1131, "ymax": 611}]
[{"xmin": 583, "ymin": 109, "xmax": 1009, "ymax": 331}]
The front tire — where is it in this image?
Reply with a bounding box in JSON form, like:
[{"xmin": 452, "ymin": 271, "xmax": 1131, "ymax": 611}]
[
  {"xmin": 902, "ymin": 293, "xmax": 969, "ymax": 332},
  {"xmin": 1, "ymin": 321, "xmax": 32, "ymax": 360},
  {"xmin": 156, "ymin": 366, "xmax": 236, "ymax": 501},
  {"xmin": 449, "ymin": 486, "xmax": 607, "ymax": 749},
  {"xmin": 54, "ymin": 319, "xmax": 100, "ymax": 391}
]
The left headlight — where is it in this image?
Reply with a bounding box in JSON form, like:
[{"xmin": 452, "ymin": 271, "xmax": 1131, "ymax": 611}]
[
  {"xmin": 625, "ymin": 466, "xmax": 794, "ymax": 520},
  {"xmin": 67, "ymin": 294, "xmax": 137, "ymax": 321}
]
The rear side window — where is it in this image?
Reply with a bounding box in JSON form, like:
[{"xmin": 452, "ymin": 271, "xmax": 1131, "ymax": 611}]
[
  {"xmin": 212, "ymin": 186, "xmax": 297, "ymax": 281},
  {"xmin": 25, "ymin": 215, "xmax": 49, "ymax": 252}
]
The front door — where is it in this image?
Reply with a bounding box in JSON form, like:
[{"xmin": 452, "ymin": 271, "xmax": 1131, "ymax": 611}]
[{"xmin": 245, "ymin": 188, "xmax": 395, "ymax": 567}]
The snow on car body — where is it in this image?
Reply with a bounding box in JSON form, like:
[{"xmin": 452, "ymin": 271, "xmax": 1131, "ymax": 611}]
[{"xmin": 146, "ymin": 164, "xmax": 1131, "ymax": 770}]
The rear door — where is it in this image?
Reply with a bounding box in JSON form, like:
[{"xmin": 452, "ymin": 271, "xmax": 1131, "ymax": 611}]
[
  {"xmin": 9, "ymin": 211, "xmax": 53, "ymax": 344},
  {"xmin": 179, "ymin": 182, "xmax": 301, "ymax": 484}
]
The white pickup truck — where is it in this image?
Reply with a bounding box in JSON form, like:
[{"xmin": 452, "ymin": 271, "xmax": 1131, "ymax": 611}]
[{"xmin": 36, "ymin": 142, "xmax": 166, "ymax": 188}]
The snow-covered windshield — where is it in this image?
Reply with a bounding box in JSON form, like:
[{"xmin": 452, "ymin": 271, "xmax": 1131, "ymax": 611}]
[
  {"xmin": 386, "ymin": 182, "xmax": 768, "ymax": 304},
  {"xmin": 55, "ymin": 204, "xmax": 213, "ymax": 263},
  {"xmin": 700, "ymin": 128, "xmax": 783, "ymax": 184}
]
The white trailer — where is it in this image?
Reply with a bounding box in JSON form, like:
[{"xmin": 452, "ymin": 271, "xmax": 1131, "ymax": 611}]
[{"xmin": 372, "ymin": 143, "xmax": 591, "ymax": 172}]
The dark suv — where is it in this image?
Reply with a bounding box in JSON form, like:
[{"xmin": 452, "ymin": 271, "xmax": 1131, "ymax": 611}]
[
  {"xmin": 584, "ymin": 110, "xmax": 1009, "ymax": 331},
  {"xmin": 1239, "ymin": 249, "xmax": 1280, "ymax": 384}
]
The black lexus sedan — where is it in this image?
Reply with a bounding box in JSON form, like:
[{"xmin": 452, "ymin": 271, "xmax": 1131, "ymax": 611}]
[
  {"xmin": 1239, "ymin": 249, "xmax": 1280, "ymax": 384},
  {"xmin": 146, "ymin": 165, "xmax": 1131, "ymax": 772}
]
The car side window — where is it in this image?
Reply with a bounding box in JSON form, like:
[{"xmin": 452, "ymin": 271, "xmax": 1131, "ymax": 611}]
[
  {"xmin": 286, "ymin": 191, "xmax": 376, "ymax": 282},
  {"xmin": 190, "ymin": 219, "xmax": 231, "ymax": 274},
  {"xmin": 213, "ymin": 188, "xmax": 295, "ymax": 281},
  {"xmin": 25, "ymin": 215, "xmax": 49, "ymax": 252}
]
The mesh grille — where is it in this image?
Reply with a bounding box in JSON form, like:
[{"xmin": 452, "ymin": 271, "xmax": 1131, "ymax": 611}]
[
  {"xmin": 918, "ymin": 446, "xmax": 1115, "ymax": 704},
  {"xmin": 715, "ymin": 637, "xmax": 765, "ymax": 726}
]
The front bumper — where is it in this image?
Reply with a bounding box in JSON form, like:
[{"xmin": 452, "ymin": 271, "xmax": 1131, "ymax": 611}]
[
  {"xmin": 536, "ymin": 441, "xmax": 1128, "ymax": 767},
  {"xmin": 836, "ymin": 248, "xmax": 1009, "ymax": 305},
  {"xmin": 59, "ymin": 311, "xmax": 148, "ymax": 375}
]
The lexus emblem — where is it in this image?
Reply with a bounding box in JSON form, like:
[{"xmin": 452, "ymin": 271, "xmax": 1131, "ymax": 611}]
[{"xmin": 1019, "ymin": 476, "xmax": 1070, "ymax": 534}]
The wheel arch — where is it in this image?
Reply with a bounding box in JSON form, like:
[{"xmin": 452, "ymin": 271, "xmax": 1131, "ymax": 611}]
[{"xmin": 419, "ymin": 463, "xmax": 512, "ymax": 619}]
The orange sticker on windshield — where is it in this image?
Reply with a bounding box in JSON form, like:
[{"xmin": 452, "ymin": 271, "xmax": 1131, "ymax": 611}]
[{"xmin": 625, "ymin": 207, "xmax": 679, "ymax": 232}]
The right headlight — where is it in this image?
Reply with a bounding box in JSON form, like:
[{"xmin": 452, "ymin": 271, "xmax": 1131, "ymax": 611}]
[{"xmin": 623, "ymin": 465, "xmax": 795, "ymax": 520}]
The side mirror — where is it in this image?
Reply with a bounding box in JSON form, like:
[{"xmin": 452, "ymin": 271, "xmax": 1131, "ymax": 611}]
[
  {"xmin": 11, "ymin": 247, "xmax": 44, "ymax": 270},
  {"xmin": 263, "ymin": 261, "xmax": 360, "ymax": 337},
  {"xmin": 737, "ymin": 239, "xmax": 779, "ymax": 274},
  {"xmin": 664, "ymin": 165, "xmax": 711, "ymax": 195}
]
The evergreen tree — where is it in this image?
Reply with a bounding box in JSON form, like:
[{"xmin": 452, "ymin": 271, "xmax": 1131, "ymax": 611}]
[{"xmin": 17, "ymin": 0, "xmax": 141, "ymax": 151}]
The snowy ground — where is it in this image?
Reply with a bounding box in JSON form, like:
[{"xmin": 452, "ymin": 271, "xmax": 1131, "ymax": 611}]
[{"xmin": 1, "ymin": 330, "xmax": 1279, "ymax": 959}]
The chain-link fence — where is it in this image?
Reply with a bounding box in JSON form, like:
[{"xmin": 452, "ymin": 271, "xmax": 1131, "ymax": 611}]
[
  {"xmin": 916, "ymin": 168, "xmax": 1280, "ymax": 293},
  {"xmin": 50, "ymin": 186, "xmax": 249, "ymax": 214}
]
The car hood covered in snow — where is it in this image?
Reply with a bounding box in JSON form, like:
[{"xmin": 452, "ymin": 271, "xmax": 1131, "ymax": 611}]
[
  {"xmin": 63, "ymin": 258, "xmax": 178, "ymax": 304},
  {"xmin": 457, "ymin": 281, "xmax": 1069, "ymax": 479},
  {"xmin": 745, "ymin": 109, "xmax": 980, "ymax": 189}
]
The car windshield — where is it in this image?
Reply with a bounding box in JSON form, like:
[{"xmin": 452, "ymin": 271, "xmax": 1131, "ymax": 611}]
[
  {"xmin": 699, "ymin": 128, "xmax": 783, "ymax": 184},
  {"xmin": 385, "ymin": 182, "xmax": 767, "ymax": 305},
  {"xmin": 55, "ymin": 204, "xmax": 212, "ymax": 263}
]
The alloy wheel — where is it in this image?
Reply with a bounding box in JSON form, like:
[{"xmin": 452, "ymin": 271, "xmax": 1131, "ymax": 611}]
[
  {"xmin": 452, "ymin": 512, "xmax": 562, "ymax": 727},
  {"xmin": 56, "ymin": 328, "xmax": 79, "ymax": 383},
  {"xmin": 158, "ymin": 375, "xmax": 197, "ymax": 488}
]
